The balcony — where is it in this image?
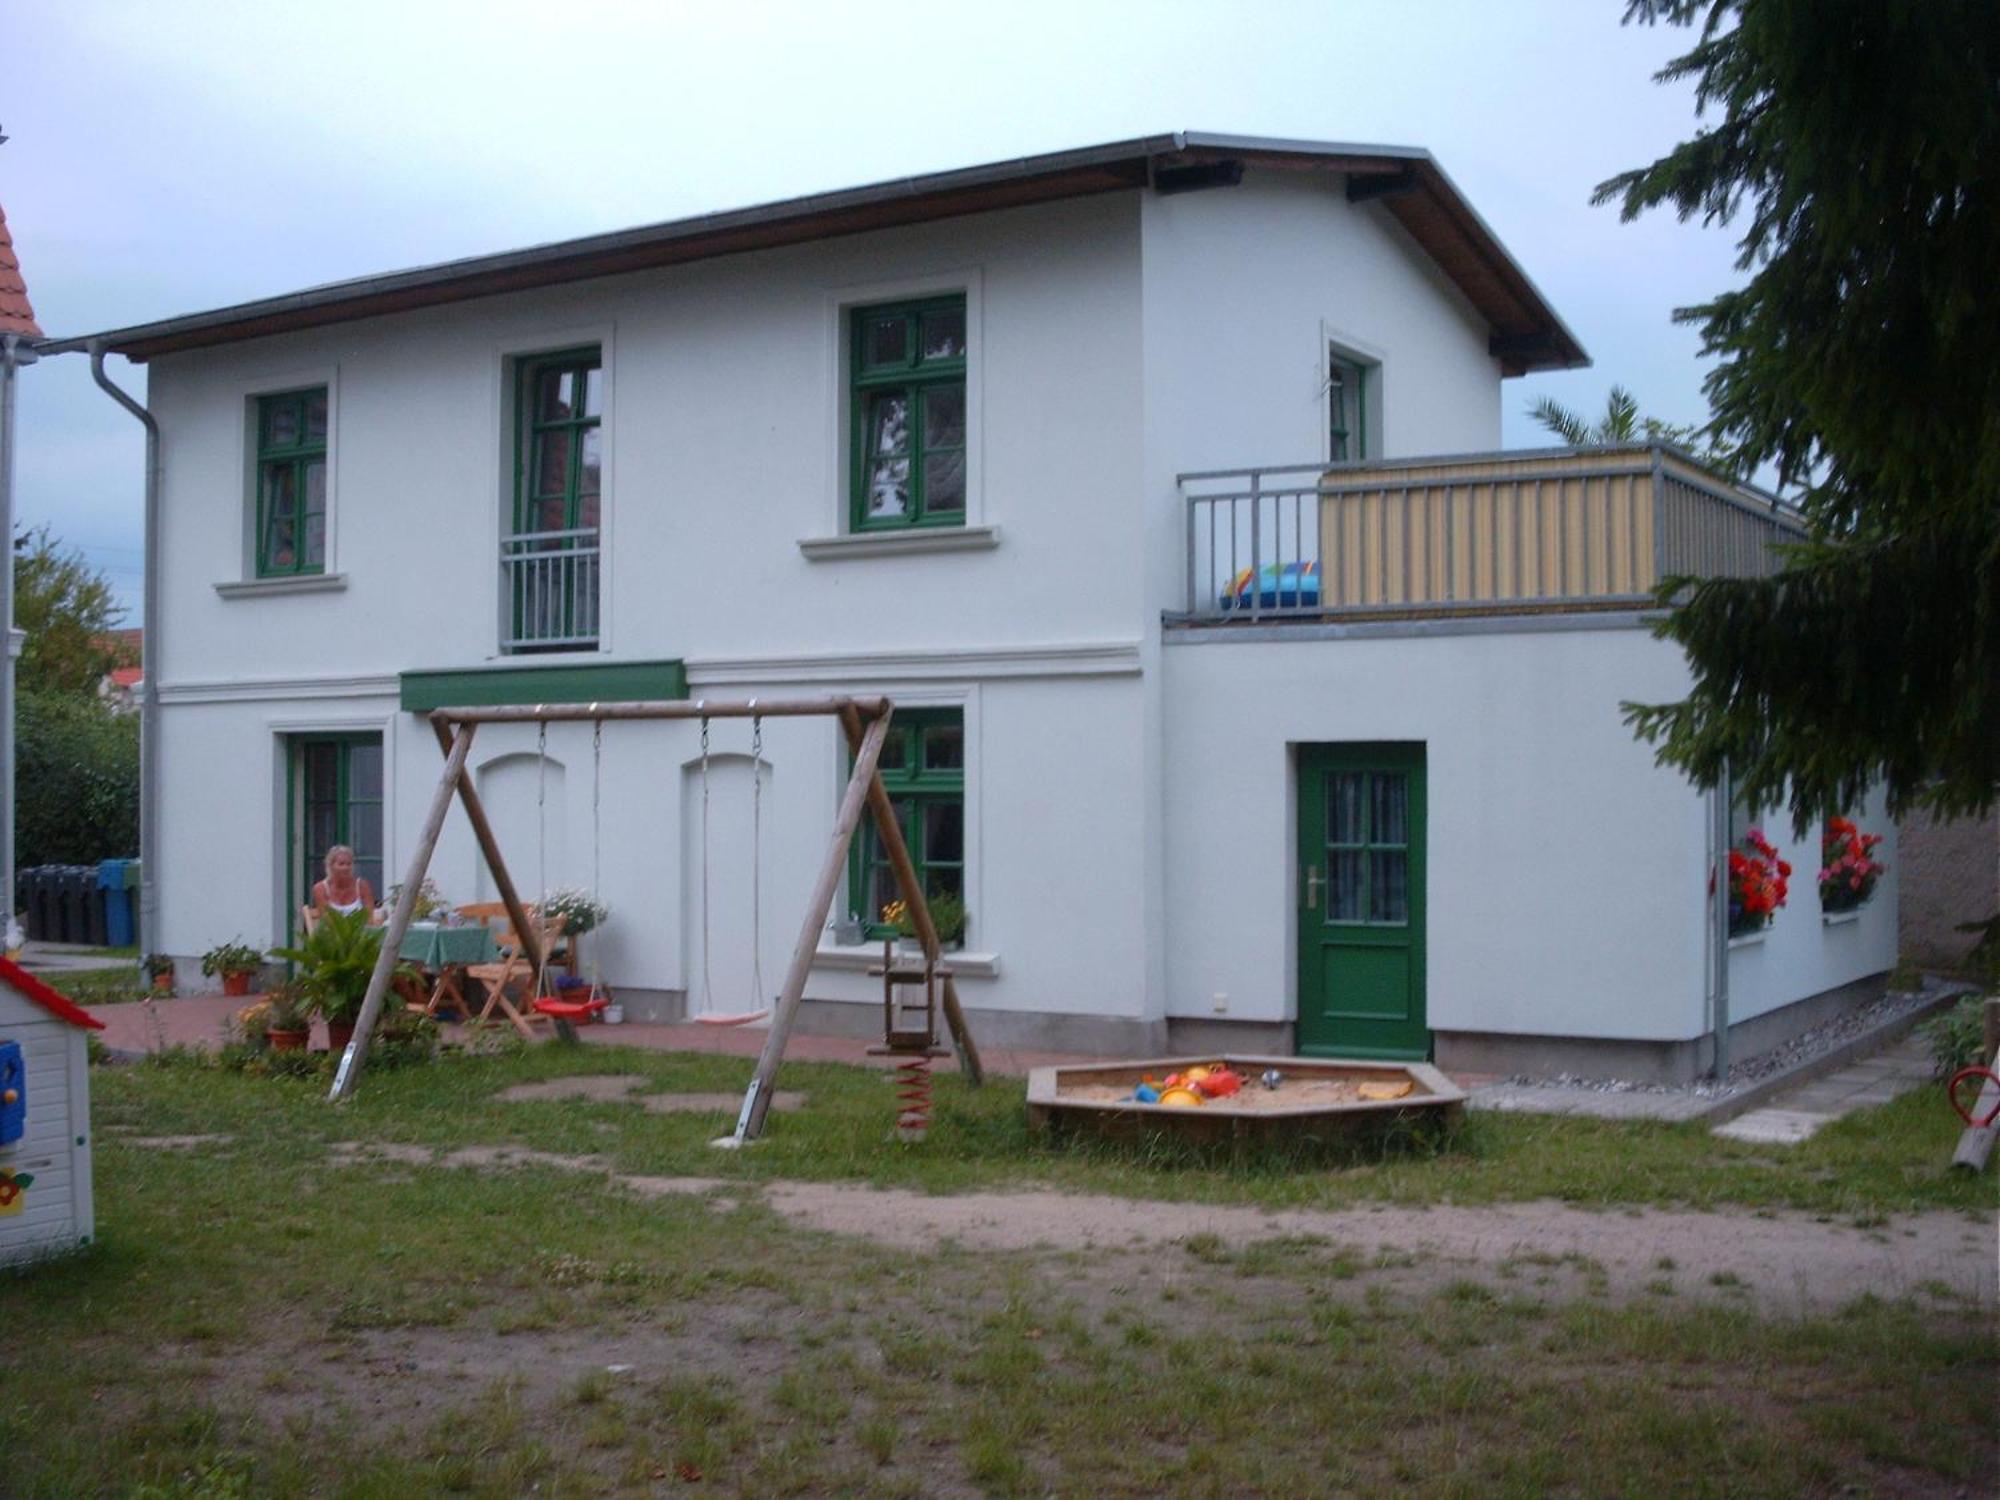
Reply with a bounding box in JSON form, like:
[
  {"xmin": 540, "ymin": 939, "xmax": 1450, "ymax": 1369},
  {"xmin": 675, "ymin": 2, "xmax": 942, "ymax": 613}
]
[
  {"xmin": 1174, "ymin": 444, "xmax": 1803, "ymax": 625},
  {"xmin": 502, "ymin": 527, "xmax": 600, "ymax": 652}
]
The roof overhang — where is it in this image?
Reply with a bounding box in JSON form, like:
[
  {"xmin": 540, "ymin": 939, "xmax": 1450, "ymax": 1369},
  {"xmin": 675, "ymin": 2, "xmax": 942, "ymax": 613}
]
[{"xmin": 39, "ymin": 132, "xmax": 1587, "ymax": 374}]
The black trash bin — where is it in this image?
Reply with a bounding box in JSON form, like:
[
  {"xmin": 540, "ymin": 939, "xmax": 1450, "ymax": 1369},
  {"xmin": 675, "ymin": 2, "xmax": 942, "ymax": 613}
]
[
  {"xmin": 22, "ymin": 867, "xmax": 56, "ymax": 942},
  {"xmin": 79, "ymin": 865, "xmax": 108, "ymax": 946}
]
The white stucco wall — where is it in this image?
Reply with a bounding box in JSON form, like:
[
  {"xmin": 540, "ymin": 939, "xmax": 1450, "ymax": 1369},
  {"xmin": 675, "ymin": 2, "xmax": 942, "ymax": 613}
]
[
  {"xmin": 1725, "ymin": 786, "xmax": 1900, "ymax": 1024},
  {"xmin": 1162, "ymin": 622, "xmax": 1711, "ymax": 1043}
]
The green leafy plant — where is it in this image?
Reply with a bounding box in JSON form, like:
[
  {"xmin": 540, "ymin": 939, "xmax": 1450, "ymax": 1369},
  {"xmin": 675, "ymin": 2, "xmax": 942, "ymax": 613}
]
[
  {"xmin": 540, "ymin": 887, "xmax": 609, "ymax": 936},
  {"xmin": 233, "ymin": 983, "xmax": 310, "ymax": 1044},
  {"xmin": 142, "ymin": 953, "xmax": 174, "ymax": 982},
  {"xmin": 269, "ymin": 907, "xmax": 413, "ymax": 1025},
  {"xmin": 1920, "ymin": 997, "xmax": 1994, "ymax": 1080},
  {"xmin": 889, "ymin": 891, "xmax": 968, "ymax": 945},
  {"xmin": 386, "ymin": 878, "xmax": 451, "ymax": 921},
  {"xmin": 200, "ymin": 938, "xmax": 264, "ymax": 978}
]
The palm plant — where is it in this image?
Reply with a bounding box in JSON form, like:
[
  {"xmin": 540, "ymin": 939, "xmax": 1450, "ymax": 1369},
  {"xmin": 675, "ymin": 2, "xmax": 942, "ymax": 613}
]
[
  {"xmin": 1527, "ymin": 385, "xmax": 1737, "ymax": 474},
  {"xmin": 269, "ymin": 907, "xmax": 408, "ymax": 1025}
]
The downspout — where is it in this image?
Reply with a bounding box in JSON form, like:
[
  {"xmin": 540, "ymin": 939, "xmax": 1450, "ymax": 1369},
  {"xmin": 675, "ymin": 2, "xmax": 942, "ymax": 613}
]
[
  {"xmin": 1709, "ymin": 761, "xmax": 1732, "ymax": 1079},
  {"xmin": 0, "ymin": 333, "xmax": 32, "ymax": 941},
  {"xmin": 88, "ymin": 346, "xmax": 161, "ymax": 962}
]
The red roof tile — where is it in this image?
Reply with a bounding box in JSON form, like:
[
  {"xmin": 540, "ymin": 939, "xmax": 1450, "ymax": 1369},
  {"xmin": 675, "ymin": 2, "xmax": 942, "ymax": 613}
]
[{"xmin": 0, "ymin": 202, "xmax": 41, "ymax": 339}]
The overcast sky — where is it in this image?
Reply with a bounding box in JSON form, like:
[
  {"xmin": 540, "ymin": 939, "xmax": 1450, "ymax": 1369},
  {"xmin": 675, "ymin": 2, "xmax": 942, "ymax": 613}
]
[{"xmin": 3, "ymin": 0, "xmax": 1741, "ymax": 620}]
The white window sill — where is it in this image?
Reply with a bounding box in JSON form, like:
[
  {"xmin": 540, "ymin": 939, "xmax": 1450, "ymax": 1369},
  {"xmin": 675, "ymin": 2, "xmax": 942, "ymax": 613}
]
[
  {"xmin": 812, "ymin": 942, "xmax": 1000, "ymax": 979},
  {"xmin": 1821, "ymin": 909, "xmax": 1864, "ymax": 927},
  {"xmin": 1727, "ymin": 929, "xmax": 1767, "ymax": 951},
  {"xmin": 797, "ymin": 526, "xmax": 1000, "ymax": 562},
  {"xmin": 214, "ymin": 573, "xmax": 348, "ymax": 600}
]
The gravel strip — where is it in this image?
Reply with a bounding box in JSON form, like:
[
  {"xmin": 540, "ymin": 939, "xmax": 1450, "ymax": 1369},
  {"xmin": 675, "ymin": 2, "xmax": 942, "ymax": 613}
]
[{"xmin": 1500, "ymin": 982, "xmax": 1958, "ymax": 1101}]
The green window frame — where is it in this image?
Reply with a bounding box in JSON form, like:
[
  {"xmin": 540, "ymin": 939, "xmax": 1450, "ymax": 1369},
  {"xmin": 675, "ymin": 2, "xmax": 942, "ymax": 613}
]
[
  {"xmin": 848, "ymin": 708, "xmax": 964, "ymax": 936},
  {"xmin": 286, "ymin": 734, "xmax": 384, "ymax": 939},
  {"xmin": 507, "ymin": 347, "xmax": 603, "ymax": 653},
  {"xmin": 255, "ymin": 387, "xmax": 328, "ymax": 577},
  {"xmin": 1328, "ymin": 352, "xmax": 1368, "ymax": 463},
  {"xmin": 850, "ymin": 295, "xmax": 967, "ymax": 531}
]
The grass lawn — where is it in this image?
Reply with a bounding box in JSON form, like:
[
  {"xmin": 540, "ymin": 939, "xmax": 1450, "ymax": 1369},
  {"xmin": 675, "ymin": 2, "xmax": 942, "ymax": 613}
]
[
  {"xmin": 43, "ymin": 962, "xmax": 153, "ymax": 1007},
  {"xmin": 1, "ymin": 1043, "xmax": 1993, "ymax": 1496}
]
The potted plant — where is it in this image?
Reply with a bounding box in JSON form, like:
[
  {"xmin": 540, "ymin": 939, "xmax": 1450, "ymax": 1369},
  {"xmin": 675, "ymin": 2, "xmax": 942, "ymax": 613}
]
[
  {"xmin": 886, "ymin": 893, "xmax": 970, "ymax": 951},
  {"xmin": 239, "ymin": 984, "xmax": 312, "ymax": 1052},
  {"xmin": 540, "ymin": 887, "xmax": 609, "ymax": 936},
  {"xmin": 201, "ymin": 938, "xmax": 264, "ymax": 997},
  {"xmin": 1727, "ymin": 828, "xmax": 1792, "ymax": 937},
  {"xmin": 143, "ymin": 953, "xmax": 175, "ymax": 994},
  {"xmin": 270, "ymin": 907, "xmax": 414, "ymax": 1053},
  {"xmin": 1818, "ymin": 817, "xmax": 1887, "ymax": 914},
  {"xmin": 386, "ymin": 878, "xmax": 451, "ymax": 922}
]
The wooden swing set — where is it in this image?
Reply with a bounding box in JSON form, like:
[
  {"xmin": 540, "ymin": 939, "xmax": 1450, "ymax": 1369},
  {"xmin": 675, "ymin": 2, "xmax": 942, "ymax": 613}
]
[{"xmin": 327, "ymin": 696, "xmax": 983, "ymax": 1144}]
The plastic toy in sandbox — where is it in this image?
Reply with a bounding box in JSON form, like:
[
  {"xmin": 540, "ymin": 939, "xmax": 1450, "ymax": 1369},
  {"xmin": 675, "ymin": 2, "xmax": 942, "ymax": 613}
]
[{"xmin": 1025, "ymin": 1055, "xmax": 1465, "ymax": 1146}]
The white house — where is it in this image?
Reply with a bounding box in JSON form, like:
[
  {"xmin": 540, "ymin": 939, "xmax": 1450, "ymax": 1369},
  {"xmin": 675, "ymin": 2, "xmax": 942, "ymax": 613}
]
[
  {"xmin": 0, "ymin": 957, "xmax": 102, "ymax": 1267},
  {"xmin": 45, "ymin": 133, "xmax": 1896, "ymax": 1081}
]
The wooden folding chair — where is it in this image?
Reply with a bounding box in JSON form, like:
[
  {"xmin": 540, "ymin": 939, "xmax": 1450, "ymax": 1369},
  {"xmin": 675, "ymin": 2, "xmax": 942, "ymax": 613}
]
[{"xmin": 465, "ymin": 909, "xmax": 567, "ymax": 1040}]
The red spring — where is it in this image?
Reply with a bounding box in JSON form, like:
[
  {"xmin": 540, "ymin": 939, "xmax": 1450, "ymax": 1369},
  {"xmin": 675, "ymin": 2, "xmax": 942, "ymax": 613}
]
[{"xmin": 893, "ymin": 1054, "xmax": 933, "ymax": 1140}]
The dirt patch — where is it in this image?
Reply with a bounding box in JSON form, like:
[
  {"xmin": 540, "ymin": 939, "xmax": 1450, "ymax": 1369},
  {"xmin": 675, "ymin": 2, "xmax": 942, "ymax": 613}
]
[
  {"xmin": 493, "ymin": 1074, "xmax": 803, "ymax": 1115},
  {"xmin": 125, "ymin": 1134, "xmax": 235, "ymax": 1150},
  {"xmin": 325, "ymin": 1140, "xmax": 1997, "ymax": 1313}
]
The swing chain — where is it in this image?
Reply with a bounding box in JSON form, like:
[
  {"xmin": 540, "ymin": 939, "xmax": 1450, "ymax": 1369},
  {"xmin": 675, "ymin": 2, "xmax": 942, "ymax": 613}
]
[
  {"xmin": 699, "ymin": 715, "xmax": 713, "ymax": 1014},
  {"xmin": 750, "ymin": 712, "xmax": 764, "ymax": 1008}
]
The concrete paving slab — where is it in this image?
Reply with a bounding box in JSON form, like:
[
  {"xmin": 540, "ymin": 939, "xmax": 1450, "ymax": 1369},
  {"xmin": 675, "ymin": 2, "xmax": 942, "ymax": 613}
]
[
  {"xmin": 1713, "ymin": 1110, "xmax": 1823, "ymax": 1145},
  {"xmin": 1711, "ymin": 1034, "xmax": 1936, "ymax": 1147}
]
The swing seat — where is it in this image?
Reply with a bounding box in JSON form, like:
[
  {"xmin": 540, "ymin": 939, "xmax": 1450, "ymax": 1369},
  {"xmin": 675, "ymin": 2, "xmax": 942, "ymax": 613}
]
[
  {"xmin": 533, "ymin": 994, "xmax": 610, "ymax": 1023},
  {"xmin": 695, "ymin": 1008, "xmax": 771, "ymax": 1027}
]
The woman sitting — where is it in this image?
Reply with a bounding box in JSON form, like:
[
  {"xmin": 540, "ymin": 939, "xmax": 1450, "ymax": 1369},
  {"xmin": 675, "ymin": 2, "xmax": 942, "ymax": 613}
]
[{"xmin": 312, "ymin": 845, "xmax": 380, "ymax": 925}]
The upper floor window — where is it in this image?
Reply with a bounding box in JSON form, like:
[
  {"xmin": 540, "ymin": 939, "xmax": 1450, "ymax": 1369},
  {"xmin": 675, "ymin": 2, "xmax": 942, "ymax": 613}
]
[
  {"xmin": 256, "ymin": 387, "xmax": 328, "ymax": 577},
  {"xmin": 1328, "ymin": 351, "xmax": 1368, "ymax": 464},
  {"xmin": 505, "ymin": 348, "xmax": 602, "ymax": 653},
  {"xmin": 851, "ymin": 296, "xmax": 966, "ymax": 531}
]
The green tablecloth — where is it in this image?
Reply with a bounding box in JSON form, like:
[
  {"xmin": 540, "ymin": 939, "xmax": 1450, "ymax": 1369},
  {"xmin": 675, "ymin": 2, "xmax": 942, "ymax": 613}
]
[{"xmin": 398, "ymin": 924, "xmax": 497, "ymax": 970}]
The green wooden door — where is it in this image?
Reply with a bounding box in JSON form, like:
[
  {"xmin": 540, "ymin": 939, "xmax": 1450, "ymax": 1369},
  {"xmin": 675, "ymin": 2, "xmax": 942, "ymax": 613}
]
[{"xmin": 1296, "ymin": 743, "xmax": 1427, "ymax": 1058}]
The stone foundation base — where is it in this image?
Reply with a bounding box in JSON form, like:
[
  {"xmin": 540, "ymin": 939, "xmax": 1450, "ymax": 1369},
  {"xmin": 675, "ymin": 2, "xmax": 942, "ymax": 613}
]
[{"xmin": 1435, "ymin": 970, "xmax": 1892, "ymax": 1085}]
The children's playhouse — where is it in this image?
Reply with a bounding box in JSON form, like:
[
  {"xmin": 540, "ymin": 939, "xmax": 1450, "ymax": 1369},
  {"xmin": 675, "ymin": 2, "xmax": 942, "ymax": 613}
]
[{"xmin": 0, "ymin": 958, "xmax": 103, "ymax": 1268}]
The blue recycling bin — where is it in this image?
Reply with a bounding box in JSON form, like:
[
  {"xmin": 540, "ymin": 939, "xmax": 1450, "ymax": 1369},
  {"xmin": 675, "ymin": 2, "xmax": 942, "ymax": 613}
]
[{"xmin": 98, "ymin": 859, "xmax": 135, "ymax": 949}]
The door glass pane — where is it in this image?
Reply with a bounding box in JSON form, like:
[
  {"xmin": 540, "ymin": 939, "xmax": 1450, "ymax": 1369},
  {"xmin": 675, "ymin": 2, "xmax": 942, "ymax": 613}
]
[
  {"xmin": 921, "ymin": 722, "xmax": 963, "ymax": 771},
  {"xmin": 1369, "ymin": 850, "xmax": 1408, "ymax": 924},
  {"xmin": 877, "ymin": 729, "xmax": 908, "ymax": 773},
  {"xmin": 865, "ymin": 392, "xmax": 911, "ymax": 519},
  {"xmin": 535, "ymin": 428, "xmax": 573, "ymax": 502},
  {"xmin": 303, "ymin": 389, "xmax": 328, "ymax": 443},
  {"xmin": 1372, "ymin": 773, "xmax": 1408, "ymax": 846},
  {"xmin": 534, "ymin": 496, "xmax": 569, "ymax": 532},
  {"xmin": 1327, "ymin": 772, "xmax": 1364, "ymax": 846},
  {"xmin": 581, "ymin": 366, "xmax": 603, "ymax": 418},
  {"xmin": 921, "ymin": 307, "xmax": 965, "ymax": 361},
  {"xmin": 579, "ymin": 426, "xmax": 602, "ymax": 499},
  {"xmin": 305, "ymin": 744, "xmax": 338, "ymax": 800},
  {"xmin": 262, "ymin": 466, "xmax": 298, "ymax": 568},
  {"xmin": 865, "ymin": 315, "xmax": 907, "ymax": 368},
  {"xmin": 1327, "ymin": 849, "xmax": 1363, "ymax": 922},
  {"xmin": 348, "ymin": 744, "xmax": 383, "ymax": 800},
  {"xmin": 264, "ymin": 398, "xmax": 300, "ymax": 449},
  {"xmin": 537, "ymin": 368, "xmax": 577, "ymax": 422},
  {"xmin": 922, "ymin": 800, "xmax": 963, "ymax": 866}
]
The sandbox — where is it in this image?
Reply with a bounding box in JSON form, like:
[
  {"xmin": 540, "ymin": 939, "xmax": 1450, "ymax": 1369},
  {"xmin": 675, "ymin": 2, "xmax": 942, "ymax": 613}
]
[{"xmin": 1026, "ymin": 1055, "xmax": 1465, "ymax": 1146}]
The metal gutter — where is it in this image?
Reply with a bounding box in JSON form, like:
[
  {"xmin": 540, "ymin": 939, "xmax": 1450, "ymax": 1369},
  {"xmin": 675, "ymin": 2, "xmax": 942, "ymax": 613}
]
[
  {"xmin": 0, "ymin": 334, "xmax": 31, "ymax": 934},
  {"xmin": 87, "ymin": 348, "xmax": 160, "ymax": 962},
  {"xmin": 37, "ymin": 132, "xmax": 1586, "ymax": 372}
]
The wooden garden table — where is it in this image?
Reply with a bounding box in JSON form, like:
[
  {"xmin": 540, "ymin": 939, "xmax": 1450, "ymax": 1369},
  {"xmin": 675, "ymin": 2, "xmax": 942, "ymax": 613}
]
[{"xmin": 397, "ymin": 923, "xmax": 496, "ymax": 1019}]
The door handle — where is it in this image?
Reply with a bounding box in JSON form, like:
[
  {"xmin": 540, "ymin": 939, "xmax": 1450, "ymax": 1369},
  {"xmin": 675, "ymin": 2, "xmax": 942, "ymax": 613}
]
[{"xmin": 1304, "ymin": 865, "xmax": 1322, "ymax": 910}]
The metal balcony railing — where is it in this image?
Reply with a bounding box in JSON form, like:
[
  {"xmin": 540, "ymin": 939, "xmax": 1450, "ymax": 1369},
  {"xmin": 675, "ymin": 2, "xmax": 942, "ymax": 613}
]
[
  {"xmin": 501, "ymin": 527, "xmax": 600, "ymax": 651},
  {"xmin": 1175, "ymin": 444, "xmax": 1804, "ymax": 623}
]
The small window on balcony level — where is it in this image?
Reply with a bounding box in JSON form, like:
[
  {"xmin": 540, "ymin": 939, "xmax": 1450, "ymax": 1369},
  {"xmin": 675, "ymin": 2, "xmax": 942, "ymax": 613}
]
[
  {"xmin": 506, "ymin": 348, "xmax": 602, "ymax": 653},
  {"xmin": 1328, "ymin": 350, "xmax": 1369, "ymax": 464}
]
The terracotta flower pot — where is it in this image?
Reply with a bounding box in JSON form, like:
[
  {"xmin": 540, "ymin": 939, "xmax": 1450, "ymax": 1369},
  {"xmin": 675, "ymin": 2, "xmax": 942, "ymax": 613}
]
[
  {"xmin": 268, "ymin": 1028, "xmax": 309, "ymax": 1053},
  {"xmin": 325, "ymin": 1020, "xmax": 356, "ymax": 1052},
  {"xmin": 150, "ymin": 972, "xmax": 173, "ymax": 993},
  {"xmin": 221, "ymin": 971, "xmax": 252, "ymax": 997}
]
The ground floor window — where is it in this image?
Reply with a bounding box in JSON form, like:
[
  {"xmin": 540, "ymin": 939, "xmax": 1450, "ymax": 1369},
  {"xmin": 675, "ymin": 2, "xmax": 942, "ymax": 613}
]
[
  {"xmin": 848, "ymin": 708, "xmax": 963, "ymax": 937},
  {"xmin": 290, "ymin": 735, "xmax": 383, "ymax": 930}
]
